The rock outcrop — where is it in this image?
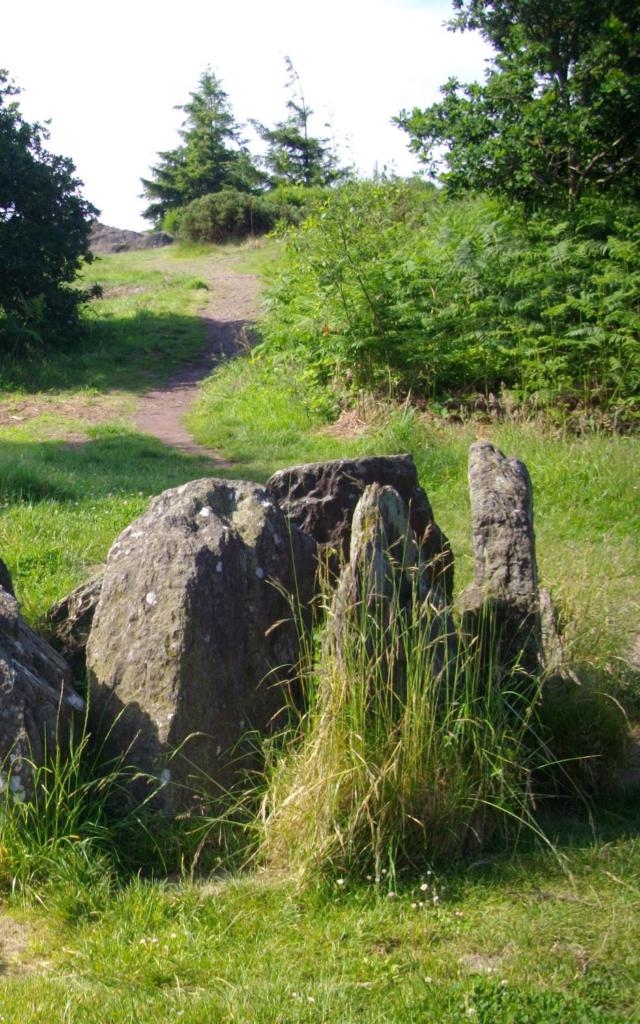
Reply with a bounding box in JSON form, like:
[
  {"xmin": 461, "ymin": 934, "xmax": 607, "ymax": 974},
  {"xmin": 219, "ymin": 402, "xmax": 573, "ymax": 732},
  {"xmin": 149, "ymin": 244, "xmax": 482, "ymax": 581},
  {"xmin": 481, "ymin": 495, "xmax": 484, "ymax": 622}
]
[
  {"xmin": 86, "ymin": 478, "xmax": 316, "ymax": 811},
  {"xmin": 460, "ymin": 442, "xmax": 543, "ymax": 685},
  {"xmin": 267, "ymin": 454, "xmax": 453, "ymax": 598},
  {"xmin": 0, "ymin": 578, "xmax": 84, "ymax": 802},
  {"xmin": 48, "ymin": 577, "xmax": 103, "ymax": 678},
  {"xmin": 89, "ymin": 223, "xmax": 174, "ymax": 255}
]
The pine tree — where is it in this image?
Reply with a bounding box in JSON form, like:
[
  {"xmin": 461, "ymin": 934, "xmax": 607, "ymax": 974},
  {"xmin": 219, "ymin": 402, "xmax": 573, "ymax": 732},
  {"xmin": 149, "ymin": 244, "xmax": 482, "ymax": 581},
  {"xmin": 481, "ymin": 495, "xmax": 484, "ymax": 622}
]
[{"xmin": 141, "ymin": 69, "xmax": 260, "ymax": 226}]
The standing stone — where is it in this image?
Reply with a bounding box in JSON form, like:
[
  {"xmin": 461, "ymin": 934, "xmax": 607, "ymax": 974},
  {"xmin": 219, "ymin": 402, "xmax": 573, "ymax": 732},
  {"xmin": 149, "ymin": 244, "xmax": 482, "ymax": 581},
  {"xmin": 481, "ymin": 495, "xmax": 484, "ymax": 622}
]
[
  {"xmin": 330, "ymin": 484, "xmax": 456, "ymax": 692},
  {"xmin": 0, "ymin": 587, "xmax": 84, "ymax": 803},
  {"xmin": 267, "ymin": 454, "xmax": 453, "ymax": 598},
  {"xmin": 48, "ymin": 576, "xmax": 103, "ymax": 678},
  {"xmin": 460, "ymin": 442, "xmax": 542, "ymax": 684},
  {"xmin": 86, "ymin": 478, "xmax": 316, "ymax": 813}
]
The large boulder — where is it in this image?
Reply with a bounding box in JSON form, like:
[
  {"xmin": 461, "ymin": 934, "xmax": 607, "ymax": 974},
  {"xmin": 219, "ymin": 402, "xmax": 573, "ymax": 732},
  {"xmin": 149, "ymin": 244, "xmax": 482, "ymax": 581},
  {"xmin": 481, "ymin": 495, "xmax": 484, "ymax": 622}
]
[
  {"xmin": 86, "ymin": 478, "xmax": 316, "ymax": 812},
  {"xmin": 460, "ymin": 442, "xmax": 542, "ymax": 685},
  {"xmin": 48, "ymin": 577, "xmax": 103, "ymax": 678},
  {"xmin": 267, "ymin": 454, "xmax": 453, "ymax": 598},
  {"xmin": 0, "ymin": 585, "xmax": 84, "ymax": 803}
]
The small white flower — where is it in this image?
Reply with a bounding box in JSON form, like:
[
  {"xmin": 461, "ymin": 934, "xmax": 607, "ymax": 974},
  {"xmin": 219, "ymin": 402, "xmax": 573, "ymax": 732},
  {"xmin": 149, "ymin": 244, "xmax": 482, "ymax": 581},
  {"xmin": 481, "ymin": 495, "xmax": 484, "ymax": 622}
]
[
  {"xmin": 336, "ymin": 878, "xmax": 346, "ymax": 887},
  {"xmin": 387, "ymin": 891, "xmax": 396, "ymax": 899},
  {"xmin": 420, "ymin": 882, "xmax": 429, "ymax": 892},
  {"xmin": 145, "ymin": 591, "xmax": 157, "ymax": 607}
]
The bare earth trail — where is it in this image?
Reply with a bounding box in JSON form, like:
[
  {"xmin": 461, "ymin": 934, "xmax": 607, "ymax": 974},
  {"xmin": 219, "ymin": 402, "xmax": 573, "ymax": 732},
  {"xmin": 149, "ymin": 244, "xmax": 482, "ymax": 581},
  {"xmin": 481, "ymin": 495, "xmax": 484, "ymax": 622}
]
[{"xmin": 133, "ymin": 258, "xmax": 262, "ymax": 463}]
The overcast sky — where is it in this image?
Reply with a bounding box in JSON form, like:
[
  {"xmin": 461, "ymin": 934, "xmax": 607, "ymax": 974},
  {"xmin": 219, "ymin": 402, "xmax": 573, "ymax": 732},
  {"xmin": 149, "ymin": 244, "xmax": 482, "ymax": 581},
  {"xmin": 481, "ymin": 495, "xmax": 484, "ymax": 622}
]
[{"xmin": 3, "ymin": 0, "xmax": 491, "ymax": 230}]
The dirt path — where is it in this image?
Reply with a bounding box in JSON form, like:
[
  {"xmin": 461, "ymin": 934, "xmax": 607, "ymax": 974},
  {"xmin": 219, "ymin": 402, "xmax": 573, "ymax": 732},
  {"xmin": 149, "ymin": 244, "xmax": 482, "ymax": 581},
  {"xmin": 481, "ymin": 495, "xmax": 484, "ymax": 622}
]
[{"xmin": 133, "ymin": 262, "xmax": 262, "ymax": 462}]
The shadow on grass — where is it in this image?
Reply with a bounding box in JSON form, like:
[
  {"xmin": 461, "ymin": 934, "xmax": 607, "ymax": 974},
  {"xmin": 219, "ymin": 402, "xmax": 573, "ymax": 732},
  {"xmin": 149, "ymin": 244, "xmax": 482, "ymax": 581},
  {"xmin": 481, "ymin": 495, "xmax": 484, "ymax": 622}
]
[
  {"xmin": 0, "ymin": 429, "xmax": 259, "ymax": 504},
  {"xmin": 0, "ymin": 309, "xmax": 207, "ymax": 396}
]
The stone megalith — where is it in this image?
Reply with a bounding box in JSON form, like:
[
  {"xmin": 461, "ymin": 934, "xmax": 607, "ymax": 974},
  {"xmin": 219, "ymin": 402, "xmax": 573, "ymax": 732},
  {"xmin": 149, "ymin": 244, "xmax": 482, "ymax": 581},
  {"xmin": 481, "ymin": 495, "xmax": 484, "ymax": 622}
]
[
  {"xmin": 329, "ymin": 484, "xmax": 456, "ymax": 692},
  {"xmin": 267, "ymin": 453, "xmax": 453, "ymax": 598},
  {"xmin": 48, "ymin": 576, "xmax": 103, "ymax": 678},
  {"xmin": 86, "ymin": 478, "xmax": 316, "ymax": 812},
  {"xmin": 460, "ymin": 442, "xmax": 542, "ymax": 684},
  {"xmin": 0, "ymin": 580, "xmax": 84, "ymax": 803}
]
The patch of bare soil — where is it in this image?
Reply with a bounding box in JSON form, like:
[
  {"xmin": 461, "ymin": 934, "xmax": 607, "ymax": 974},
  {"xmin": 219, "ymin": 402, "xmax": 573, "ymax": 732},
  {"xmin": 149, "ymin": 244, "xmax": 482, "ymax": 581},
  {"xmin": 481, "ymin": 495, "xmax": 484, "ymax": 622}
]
[
  {"xmin": 0, "ymin": 394, "xmax": 130, "ymax": 431},
  {"xmin": 0, "ymin": 912, "xmax": 46, "ymax": 975},
  {"xmin": 133, "ymin": 264, "xmax": 262, "ymax": 462}
]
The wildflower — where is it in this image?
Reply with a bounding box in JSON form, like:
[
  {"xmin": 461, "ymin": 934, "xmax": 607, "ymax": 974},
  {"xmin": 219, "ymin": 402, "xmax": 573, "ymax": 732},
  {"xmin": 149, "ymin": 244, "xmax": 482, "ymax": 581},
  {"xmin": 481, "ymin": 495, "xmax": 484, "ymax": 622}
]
[
  {"xmin": 420, "ymin": 882, "xmax": 429, "ymax": 892},
  {"xmin": 411, "ymin": 902, "xmax": 418, "ymax": 909},
  {"xmin": 336, "ymin": 878, "xmax": 345, "ymax": 887},
  {"xmin": 387, "ymin": 891, "xmax": 397, "ymax": 899}
]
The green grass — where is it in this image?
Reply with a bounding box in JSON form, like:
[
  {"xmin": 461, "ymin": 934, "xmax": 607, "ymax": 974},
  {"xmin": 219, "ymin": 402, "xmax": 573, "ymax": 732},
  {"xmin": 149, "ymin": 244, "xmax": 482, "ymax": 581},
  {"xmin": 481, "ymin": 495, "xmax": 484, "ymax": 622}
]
[{"xmin": 1, "ymin": 826, "xmax": 639, "ymax": 1021}]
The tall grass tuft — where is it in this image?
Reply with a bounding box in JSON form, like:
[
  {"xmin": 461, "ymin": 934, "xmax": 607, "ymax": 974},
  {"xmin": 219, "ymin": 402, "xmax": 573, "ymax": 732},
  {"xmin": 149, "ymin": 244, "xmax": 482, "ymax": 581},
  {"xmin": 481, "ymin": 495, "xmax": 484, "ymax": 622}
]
[
  {"xmin": 0, "ymin": 712, "xmax": 173, "ymax": 916},
  {"xmin": 259, "ymin": 558, "xmax": 550, "ymax": 886}
]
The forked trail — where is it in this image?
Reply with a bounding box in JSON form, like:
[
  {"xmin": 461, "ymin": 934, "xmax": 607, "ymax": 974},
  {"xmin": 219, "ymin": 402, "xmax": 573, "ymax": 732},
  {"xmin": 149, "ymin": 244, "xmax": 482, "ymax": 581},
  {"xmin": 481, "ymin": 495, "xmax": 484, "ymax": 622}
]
[{"xmin": 133, "ymin": 260, "xmax": 262, "ymax": 463}]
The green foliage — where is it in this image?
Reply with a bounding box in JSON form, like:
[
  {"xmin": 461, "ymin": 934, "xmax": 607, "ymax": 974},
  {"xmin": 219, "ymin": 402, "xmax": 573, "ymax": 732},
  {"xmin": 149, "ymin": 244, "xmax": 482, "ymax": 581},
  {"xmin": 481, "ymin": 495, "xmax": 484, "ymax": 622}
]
[
  {"xmin": 252, "ymin": 57, "xmax": 351, "ymax": 188},
  {"xmin": 396, "ymin": 0, "xmax": 640, "ymax": 208},
  {"xmin": 259, "ymin": 182, "xmax": 640, "ymax": 409},
  {"xmin": 140, "ymin": 68, "xmax": 261, "ymax": 226},
  {"xmin": 178, "ymin": 184, "xmax": 325, "ymax": 244},
  {"xmin": 0, "ymin": 70, "xmax": 97, "ymax": 347}
]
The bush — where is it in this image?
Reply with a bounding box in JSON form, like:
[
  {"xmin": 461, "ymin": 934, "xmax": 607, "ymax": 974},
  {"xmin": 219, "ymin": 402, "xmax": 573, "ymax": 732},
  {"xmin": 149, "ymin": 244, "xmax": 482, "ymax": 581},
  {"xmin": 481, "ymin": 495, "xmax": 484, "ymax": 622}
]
[
  {"xmin": 259, "ymin": 181, "xmax": 640, "ymax": 412},
  {"xmin": 0, "ymin": 70, "xmax": 97, "ymax": 348},
  {"xmin": 178, "ymin": 185, "xmax": 326, "ymax": 244}
]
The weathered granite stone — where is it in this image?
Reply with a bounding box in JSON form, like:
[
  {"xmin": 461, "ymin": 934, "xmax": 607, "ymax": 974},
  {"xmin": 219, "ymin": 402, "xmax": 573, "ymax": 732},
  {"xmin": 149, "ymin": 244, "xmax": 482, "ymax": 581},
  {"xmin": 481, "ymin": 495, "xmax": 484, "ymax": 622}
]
[
  {"xmin": 86, "ymin": 478, "xmax": 316, "ymax": 812},
  {"xmin": 48, "ymin": 577, "xmax": 103, "ymax": 678},
  {"xmin": 267, "ymin": 454, "xmax": 453, "ymax": 598},
  {"xmin": 0, "ymin": 588, "xmax": 84, "ymax": 802},
  {"xmin": 460, "ymin": 442, "xmax": 542, "ymax": 683}
]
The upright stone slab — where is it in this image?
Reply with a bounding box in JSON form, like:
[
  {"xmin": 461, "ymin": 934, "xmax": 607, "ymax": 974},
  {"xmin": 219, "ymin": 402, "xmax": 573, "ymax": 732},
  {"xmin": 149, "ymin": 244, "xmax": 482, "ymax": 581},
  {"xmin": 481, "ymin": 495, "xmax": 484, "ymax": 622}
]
[
  {"xmin": 86, "ymin": 478, "xmax": 316, "ymax": 812},
  {"xmin": 0, "ymin": 582, "xmax": 84, "ymax": 802},
  {"xmin": 267, "ymin": 454, "xmax": 453, "ymax": 598},
  {"xmin": 460, "ymin": 442, "xmax": 542, "ymax": 683},
  {"xmin": 330, "ymin": 484, "xmax": 457, "ymax": 691}
]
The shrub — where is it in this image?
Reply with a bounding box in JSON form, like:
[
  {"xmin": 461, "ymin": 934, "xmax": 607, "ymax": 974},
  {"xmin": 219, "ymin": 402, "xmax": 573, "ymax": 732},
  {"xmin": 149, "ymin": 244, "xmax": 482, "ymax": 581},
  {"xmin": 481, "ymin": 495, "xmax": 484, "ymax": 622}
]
[
  {"xmin": 0, "ymin": 70, "xmax": 97, "ymax": 349},
  {"xmin": 178, "ymin": 185, "xmax": 326, "ymax": 244},
  {"xmin": 259, "ymin": 181, "xmax": 640, "ymax": 412}
]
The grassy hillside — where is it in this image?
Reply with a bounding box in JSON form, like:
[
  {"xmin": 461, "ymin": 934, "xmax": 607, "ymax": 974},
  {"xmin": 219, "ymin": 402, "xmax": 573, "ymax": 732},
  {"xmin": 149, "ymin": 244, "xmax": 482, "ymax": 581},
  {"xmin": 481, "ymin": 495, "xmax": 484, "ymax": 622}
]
[{"xmin": 0, "ymin": 237, "xmax": 638, "ymax": 1022}]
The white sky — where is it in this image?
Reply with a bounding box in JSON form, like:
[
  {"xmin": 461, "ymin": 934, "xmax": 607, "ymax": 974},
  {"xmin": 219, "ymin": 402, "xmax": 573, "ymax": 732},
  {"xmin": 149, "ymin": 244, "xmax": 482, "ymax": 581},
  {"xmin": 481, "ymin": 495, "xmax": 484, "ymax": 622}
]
[{"xmin": 3, "ymin": 0, "xmax": 491, "ymax": 230}]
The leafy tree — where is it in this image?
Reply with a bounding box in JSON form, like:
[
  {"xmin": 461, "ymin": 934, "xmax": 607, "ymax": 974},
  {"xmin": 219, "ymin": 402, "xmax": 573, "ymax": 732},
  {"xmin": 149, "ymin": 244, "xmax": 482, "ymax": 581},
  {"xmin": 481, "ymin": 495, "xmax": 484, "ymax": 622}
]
[
  {"xmin": 252, "ymin": 58, "xmax": 350, "ymax": 188},
  {"xmin": 141, "ymin": 69, "xmax": 261, "ymax": 225},
  {"xmin": 395, "ymin": 1, "xmax": 640, "ymax": 208},
  {"xmin": 0, "ymin": 70, "xmax": 97, "ymax": 343}
]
